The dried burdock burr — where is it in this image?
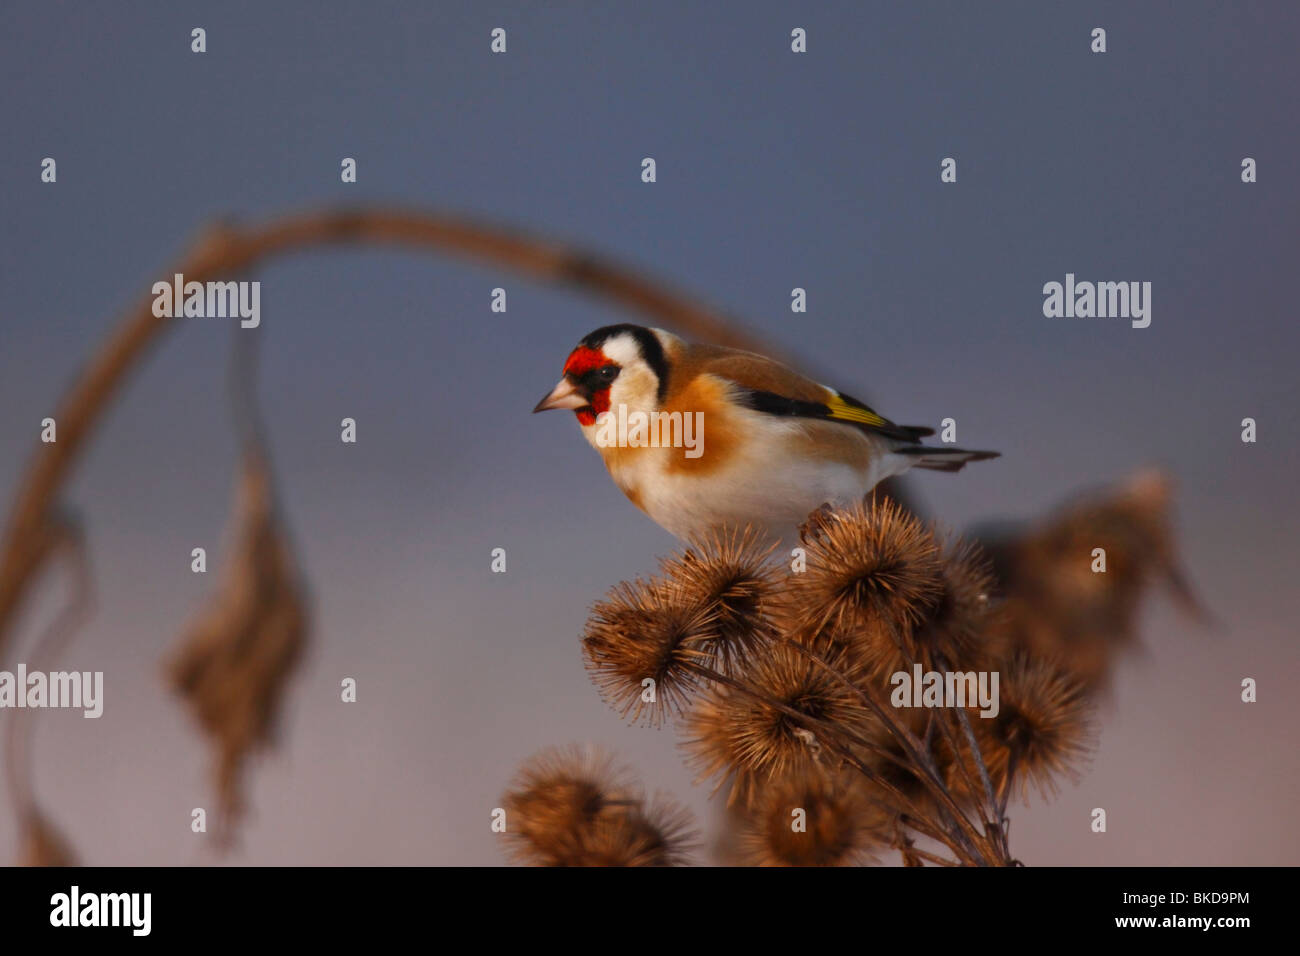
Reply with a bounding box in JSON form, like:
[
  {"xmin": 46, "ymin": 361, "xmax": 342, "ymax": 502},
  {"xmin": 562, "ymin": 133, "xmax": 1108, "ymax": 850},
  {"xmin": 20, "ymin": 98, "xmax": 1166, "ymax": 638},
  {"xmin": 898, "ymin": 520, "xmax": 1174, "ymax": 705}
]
[
  {"xmin": 909, "ymin": 535, "xmax": 997, "ymax": 669},
  {"xmin": 565, "ymin": 797, "xmax": 697, "ymax": 867},
  {"xmin": 683, "ymin": 641, "xmax": 876, "ymax": 807},
  {"xmin": 501, "ymin": 746, "xmax": 695, "ymax": 866},
  {"xmin": 581, "ymin": 578, "xmax": 717, "ymax": 725},
  {"xmin": 785, "ymin": 497, "xmax": 945, "ymax": 677},
  {"xmin": 573, "ymin": 479, "xmax": 1192, "ymax": 865},
  {"xmin": 975, "ymin": 469, "xmax": 1201, "ymax": 689},
  {"xmin": 736, "ymin": 767, "xmax": 887, "ymax": 867},
  {"xmin": 949, "ymin": 651, "xmax": 1095, "ymax": 803},
  {"xmin": 657, "ymin": 525, "xmax": 779, "ymax": 674}
]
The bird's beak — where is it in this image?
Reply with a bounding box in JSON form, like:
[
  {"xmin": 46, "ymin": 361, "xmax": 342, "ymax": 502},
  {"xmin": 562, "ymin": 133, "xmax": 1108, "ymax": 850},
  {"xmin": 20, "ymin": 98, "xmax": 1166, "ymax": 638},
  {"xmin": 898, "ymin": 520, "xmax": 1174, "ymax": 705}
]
[{"xmin": 532, "ymin": 378, "xmax": 588, "ymax": 413}]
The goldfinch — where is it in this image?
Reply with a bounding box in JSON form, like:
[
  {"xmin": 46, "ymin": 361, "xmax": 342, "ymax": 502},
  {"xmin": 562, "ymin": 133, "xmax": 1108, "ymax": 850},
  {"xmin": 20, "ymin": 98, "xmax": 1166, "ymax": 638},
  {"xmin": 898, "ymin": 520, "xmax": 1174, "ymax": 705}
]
[{"xmin": 533, "ymin": 324, "xmax": 998, "ymax": 540}]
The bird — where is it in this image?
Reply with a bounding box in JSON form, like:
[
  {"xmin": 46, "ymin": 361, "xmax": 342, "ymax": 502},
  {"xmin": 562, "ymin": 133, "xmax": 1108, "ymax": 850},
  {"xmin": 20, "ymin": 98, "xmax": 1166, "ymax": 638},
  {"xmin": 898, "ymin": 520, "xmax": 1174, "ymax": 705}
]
[{"xmin": 533, "ymin": 323, "xmax": 998, "ymax": 540}]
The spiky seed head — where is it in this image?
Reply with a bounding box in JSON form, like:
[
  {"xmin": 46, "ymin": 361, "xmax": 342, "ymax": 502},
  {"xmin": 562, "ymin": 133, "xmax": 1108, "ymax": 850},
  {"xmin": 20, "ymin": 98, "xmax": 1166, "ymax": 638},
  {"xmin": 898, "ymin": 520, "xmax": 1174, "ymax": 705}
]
[
  {"xmin": 949, "ymin": 651, "xmax": 1095, "ymax": 802},
  {"xmin": 501, "ymin": 746, "xmax": 696, "ymax": 866},
  {"xmin": 683, "ymin": 642, "xmax": 876, "ymax": 807},
  {"xmin": 658, "ymin": 525, "xmax": 780, "ymax": 673},
  {"xmin": 785, "ymin": 498, "xmax": 945, "ymax": 677},
  {"xmin": 581, "ymin": 579, "xmax": 716, "ymax": 725},
  {"xmin": 908, "ymin": 535, "xmax": 997, "ymax": 669},
  {"xmin": 736, "ymin": 768, "xmax": 887, "ymax": 867}
]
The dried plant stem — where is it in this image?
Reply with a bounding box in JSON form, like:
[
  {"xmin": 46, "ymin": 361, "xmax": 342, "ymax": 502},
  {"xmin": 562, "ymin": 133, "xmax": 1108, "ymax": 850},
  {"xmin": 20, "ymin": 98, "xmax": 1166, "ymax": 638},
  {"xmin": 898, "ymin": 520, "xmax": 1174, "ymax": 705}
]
[
  {"xmin": 889, "ymin": 644, "xmax": 992, "ymax": 818},
  {"xmin": 2, "ymin": 518, "xmax": 91, "ymax": 819},
  {"xmin": 773, "ymin": 638, "xmax": 1012, "ymax": 866},
  {"xmin": 895, "ymin": 653, "xmax": 1006, "ymax": 857},
  {"xmin": 682, "ymin": 660, "xmax": 989, "ymax": 865},
  {"xmin": 917, "ymin": 706, "xmax": 1005, "ymax": 856},
  {"xmin": 0, "ymin": 206, "xmax": 797, "ymax": 670},
  {"xmin": 894, "ymin": 838, "xmax": 956, "ymax": 867},
  {"xmin": 882, "ymin": 641, "xmax": 1002, "ymax": 850},
  {"xmin": 950, "ymin": 692, "xmax": 1010, "ymax": 856},
  {"xmin": 935, "ymin": 653, "xmax": 1000, "ymax": 806},
  {"xmin": 998, "ymin": 753, "xmax": 1019, "ymax": 822}
]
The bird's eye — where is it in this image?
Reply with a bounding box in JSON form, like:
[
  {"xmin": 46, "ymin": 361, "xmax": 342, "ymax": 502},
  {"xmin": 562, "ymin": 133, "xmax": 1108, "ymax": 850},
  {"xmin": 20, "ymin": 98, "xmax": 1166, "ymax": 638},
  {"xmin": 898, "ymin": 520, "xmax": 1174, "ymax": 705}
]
[{"xmin": 598, "ymin": 365, "xmax": 620, "ymax": 382}]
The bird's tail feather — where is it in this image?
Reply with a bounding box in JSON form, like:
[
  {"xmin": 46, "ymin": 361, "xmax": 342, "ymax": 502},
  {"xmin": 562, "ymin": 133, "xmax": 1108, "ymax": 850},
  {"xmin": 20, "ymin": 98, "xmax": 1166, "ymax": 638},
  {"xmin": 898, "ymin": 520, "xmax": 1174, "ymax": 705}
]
[{"xmin": 893, "ymin": 446, "xmax": 1000, "ymax": 473}]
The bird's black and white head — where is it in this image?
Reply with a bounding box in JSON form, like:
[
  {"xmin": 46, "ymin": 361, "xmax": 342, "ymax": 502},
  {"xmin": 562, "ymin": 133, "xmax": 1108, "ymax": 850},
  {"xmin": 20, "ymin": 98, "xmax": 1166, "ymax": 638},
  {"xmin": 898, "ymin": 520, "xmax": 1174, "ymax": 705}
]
[{"xmin": 532, "ymin": 324, "xmax": 674, "ymax": 429}]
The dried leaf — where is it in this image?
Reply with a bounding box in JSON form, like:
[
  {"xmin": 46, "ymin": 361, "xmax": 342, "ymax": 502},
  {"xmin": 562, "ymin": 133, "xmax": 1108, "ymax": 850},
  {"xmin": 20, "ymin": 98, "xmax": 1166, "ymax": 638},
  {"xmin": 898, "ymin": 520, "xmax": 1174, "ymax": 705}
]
[{"xmin": 166, "ymin": 451, "xmax": 307, "ymax": 844}]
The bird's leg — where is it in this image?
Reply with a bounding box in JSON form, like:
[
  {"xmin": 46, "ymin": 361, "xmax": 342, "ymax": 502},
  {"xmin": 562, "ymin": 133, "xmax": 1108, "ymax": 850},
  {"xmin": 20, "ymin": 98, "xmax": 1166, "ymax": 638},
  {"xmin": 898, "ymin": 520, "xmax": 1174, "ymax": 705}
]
[{"xmin": 797, "ymin": 502, "xmax": 837, "ymax": 544}]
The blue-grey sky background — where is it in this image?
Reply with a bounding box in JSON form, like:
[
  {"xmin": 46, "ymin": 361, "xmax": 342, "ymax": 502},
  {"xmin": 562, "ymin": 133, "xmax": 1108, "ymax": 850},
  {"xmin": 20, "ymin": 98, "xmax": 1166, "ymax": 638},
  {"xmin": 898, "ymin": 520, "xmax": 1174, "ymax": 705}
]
[{"xmin": 1, "ymin": 1, "xmax": 1297, "ymax": 864}]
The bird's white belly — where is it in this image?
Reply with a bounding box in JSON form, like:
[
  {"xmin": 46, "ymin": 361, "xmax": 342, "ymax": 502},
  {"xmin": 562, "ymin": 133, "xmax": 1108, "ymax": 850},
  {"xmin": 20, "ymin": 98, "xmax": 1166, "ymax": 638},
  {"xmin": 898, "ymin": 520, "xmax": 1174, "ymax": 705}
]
[
  {"xmin": 649, "ymin": 465, "xmax": 863, "ymax": 539},
  {"xmin": 610, "ymin": 427, "xmax": 889, "ymax": 541}
]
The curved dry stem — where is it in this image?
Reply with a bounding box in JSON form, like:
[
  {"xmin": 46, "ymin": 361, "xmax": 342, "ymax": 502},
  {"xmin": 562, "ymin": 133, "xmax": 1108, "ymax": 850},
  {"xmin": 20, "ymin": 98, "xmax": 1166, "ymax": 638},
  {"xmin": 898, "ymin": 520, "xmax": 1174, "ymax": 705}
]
[
  {"xmin": 3, "ymin": 518, "xmax": 92, "ymax": 819},
  {"xmin": 682, "ymin": 659, "xmax": 986, "ymax": 866},
  {"xmin": 773, "ymin": 637, "xmax": 1010, "ymax": 865},
  {"xmin": 0, "ymin": 206, "xmax": 801, "ymax": 668},
  {"xmin": 0, "ymin": 205, "xmax": 923, "ymax": 860}
]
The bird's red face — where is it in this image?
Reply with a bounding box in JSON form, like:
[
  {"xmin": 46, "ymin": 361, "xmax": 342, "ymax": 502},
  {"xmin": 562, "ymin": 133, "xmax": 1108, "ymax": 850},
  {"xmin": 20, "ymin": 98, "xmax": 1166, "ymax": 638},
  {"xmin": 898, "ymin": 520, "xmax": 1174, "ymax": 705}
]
[{"xmin": 533, "ymin": 345, "xmax": 622, "ymax": 425}]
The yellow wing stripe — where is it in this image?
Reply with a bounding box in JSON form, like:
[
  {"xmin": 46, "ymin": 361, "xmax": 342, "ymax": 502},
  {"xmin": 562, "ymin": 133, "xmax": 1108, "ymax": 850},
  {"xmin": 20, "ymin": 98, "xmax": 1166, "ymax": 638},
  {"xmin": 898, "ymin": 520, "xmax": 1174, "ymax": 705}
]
[{"xmin": 825, "ymin": 393, "xmax": 889, "ymax": 428}]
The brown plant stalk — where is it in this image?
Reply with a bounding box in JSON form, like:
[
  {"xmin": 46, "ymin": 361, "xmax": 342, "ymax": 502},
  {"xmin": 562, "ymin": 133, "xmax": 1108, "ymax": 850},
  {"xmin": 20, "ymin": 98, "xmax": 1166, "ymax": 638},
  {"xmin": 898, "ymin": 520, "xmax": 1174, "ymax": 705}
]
[
  {"xmin": 3, "ymin": 515, "xmax": 92, "ymax": 865},
  {"xmin": 682, "ymin": 657, "xmax": 998, "ymax": 865},
  {"xmin": 0, "ymin": 207, "xmax": 830, "ymax": 855},
  {"xmin": 0, "ymin": 206, "xmax": 797, "ymax": 670},
  {"xmin": 765, "ymin": 639, "xmax": 1012, "ymax": 865}
]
